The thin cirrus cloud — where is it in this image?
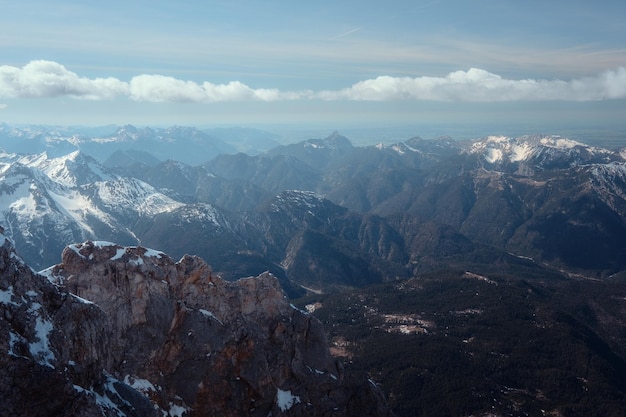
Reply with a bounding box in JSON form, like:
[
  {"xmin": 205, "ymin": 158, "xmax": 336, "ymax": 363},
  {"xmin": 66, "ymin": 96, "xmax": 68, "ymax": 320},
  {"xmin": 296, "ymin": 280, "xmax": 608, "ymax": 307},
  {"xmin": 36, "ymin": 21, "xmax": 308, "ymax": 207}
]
[{"xmin": 1, "ymin": 60, "xmax": 625, "ymax": 104}]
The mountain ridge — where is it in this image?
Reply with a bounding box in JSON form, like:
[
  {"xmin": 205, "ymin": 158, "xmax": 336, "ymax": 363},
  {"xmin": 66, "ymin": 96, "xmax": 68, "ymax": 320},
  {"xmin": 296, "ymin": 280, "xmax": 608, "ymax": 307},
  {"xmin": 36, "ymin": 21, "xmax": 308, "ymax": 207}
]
[
  {"xmin": 1, "ymin": 231, "xmax": 392, "ymax": 416},
  {"xmin": 2, "ymin": 126, "xmax": 626, "ymax": 286}
]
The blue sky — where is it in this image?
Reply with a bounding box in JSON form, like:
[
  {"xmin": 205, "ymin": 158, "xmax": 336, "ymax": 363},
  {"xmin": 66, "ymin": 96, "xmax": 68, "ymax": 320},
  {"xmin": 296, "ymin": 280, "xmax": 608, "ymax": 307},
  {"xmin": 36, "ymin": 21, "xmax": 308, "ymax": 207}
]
[{"xmin": 1, "ymin": 0, "xmax": 625, "ymax": 134}]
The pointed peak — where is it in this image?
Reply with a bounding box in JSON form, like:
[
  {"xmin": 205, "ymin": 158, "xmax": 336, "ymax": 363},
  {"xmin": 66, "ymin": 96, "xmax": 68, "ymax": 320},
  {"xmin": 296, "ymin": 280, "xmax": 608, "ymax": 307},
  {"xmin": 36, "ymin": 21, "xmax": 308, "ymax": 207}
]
[
  {"xmin": 325, "ymin": 130, "xmax": 347, "ymax": 141},
  {"xmin": 118, "ymin": 124, "xmax": 138, "ymax": 133},
  {"xmin": 323, "ymin": 131, "xmax": 353, "ymax": 148}
]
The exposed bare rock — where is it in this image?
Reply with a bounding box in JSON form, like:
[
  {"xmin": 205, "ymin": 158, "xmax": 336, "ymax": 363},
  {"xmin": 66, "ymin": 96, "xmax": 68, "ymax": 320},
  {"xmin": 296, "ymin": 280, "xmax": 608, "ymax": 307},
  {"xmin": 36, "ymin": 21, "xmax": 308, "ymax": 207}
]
[
  {"xmin": 0, "ymin": 237, "xmax": 392, "ymax": 416},
  {"xmin": 0, "ymin": 231, "xmax": 157, "ymax": 417}
]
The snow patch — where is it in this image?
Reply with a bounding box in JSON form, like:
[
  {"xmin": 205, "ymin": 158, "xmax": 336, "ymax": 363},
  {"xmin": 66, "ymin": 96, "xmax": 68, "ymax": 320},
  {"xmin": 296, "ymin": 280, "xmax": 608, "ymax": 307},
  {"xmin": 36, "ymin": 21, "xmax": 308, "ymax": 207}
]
[
  {"xmin": 3, "ymin": 288, "xmax": 59, "ymax": 367},
  {"xmin": 123, "ymin": 375, "xmax": 158, "ymax": 393},
  {"xmin": 73, "ymin": 377, "xmax": 127, "ymax": 417},
  {"xmin": 305, "ymin": 302, "xmax": 322, "ymax": 314},
  {"xmin": 8, "ymin": 331, "xmax": 28, "ymax": 359},
  {"xmin": 179, "ymin": 203, "xmax": 222, "ymax": 227},
  {"xmin": 110, "ymin": 247, "xmax": 127, "ymax": 260},
  {"xmin": 68, "ymin": 243, "xmax": 87, "ymax": 259},
  {"xmin": 143, "ymin": 248, "xmax": 164, "ymax": 258},
  {"xmin": 486, "ymin": 135, "xmax": 508, "ymax": 143},
  {"xmin": 199, "ymin": 309, "xmax": 224, "ymax": 325},
  {"xmin": 94, "ymin": 178, "xmax": 183, "ymax": 217},
  {"xmin": 509, "ymin": 143, "xmax": 533, "ymax": 162},
  {"xmin": 107, "ymin": 245, "xmax": 164, "ymax": 262},
  {"xmin": 540, "ymin": 136, "xmax": 581, "ymax": 149},
  {"xmin": 390, "ymin": 144, "xmax": 405, "ymax": 155},
  {"xmin": 276, "ymin": 388, "xmax": 301, "ymax": 411},
  {"xmin": 166, "ymin": 403, "xmax": 190, "ymax": 417},
  {"xmin": 46, "ymin": 188, "xmax": 101, "ymax": 235},
  {"xmin": 0, "ymin": 285, "xmax": 18, "ymax": 305},
  {"xmin": 30, "ymin": 314, "xmax": 55, "ymax": 367},
  {"xmin": 273, "ymin": 190, "xmax": 325, "ymax": 212},
  {"xmin": 484, "ymin": 148, "xmax": 503, "ymax": 164},
  {"xmin": 39, "ymin": 266, "xmax": 62, "ymax": 285},
  {"xmin": 71, "ymin": 293, "xmax": 95, "ymax": 304},
  {"xmin": 93, "ymin": 240, "xmax": 117, "ymax": 248},
  {"xmin": 290, "ymin": 303, "xmax": 308, "ymax": 315}
]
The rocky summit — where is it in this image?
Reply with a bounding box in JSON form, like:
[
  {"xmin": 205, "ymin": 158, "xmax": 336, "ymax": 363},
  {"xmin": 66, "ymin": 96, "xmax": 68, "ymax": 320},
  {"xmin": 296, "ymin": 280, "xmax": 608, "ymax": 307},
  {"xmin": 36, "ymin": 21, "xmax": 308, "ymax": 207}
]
[{"xmin": 0, "ymin": 231, "xmax": 391, "ymax": 416}]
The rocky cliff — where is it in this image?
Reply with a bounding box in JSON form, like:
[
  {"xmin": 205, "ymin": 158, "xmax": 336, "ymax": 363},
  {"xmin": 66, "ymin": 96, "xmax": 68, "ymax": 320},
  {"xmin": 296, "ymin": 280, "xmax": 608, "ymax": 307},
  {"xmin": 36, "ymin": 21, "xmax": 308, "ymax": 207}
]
[{"xmin": 0, "ymin": 231, "xmax": 391, "ymax": 416}]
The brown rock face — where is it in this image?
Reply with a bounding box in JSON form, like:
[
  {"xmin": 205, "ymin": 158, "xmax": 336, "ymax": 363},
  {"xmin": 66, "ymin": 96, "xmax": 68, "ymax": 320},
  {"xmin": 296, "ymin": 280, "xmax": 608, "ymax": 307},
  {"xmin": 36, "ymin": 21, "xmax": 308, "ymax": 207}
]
[
  {"xmin": 1, "ymin": 239, "xmax": 391, "ymax": 417},
  {"xmin": 0, "ymin": 233, "xmax": 157, "ymax": 417}
]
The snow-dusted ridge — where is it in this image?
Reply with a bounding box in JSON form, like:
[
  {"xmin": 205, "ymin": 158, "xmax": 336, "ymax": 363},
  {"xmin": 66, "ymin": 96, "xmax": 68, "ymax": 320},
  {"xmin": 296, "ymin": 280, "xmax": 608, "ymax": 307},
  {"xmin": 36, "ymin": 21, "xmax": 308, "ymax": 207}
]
[
  {"xmin": 465, "ymin": 134, "xmax": 619, "ymax": 166},
  {"xmin": 273, "ymin": 190, "xmax": 325, "ymax": 207},
  {"xmin": 66, "ymin": 240, "xmax": 166, "ymax": 261},
  {"xmin": 269, "ymin": 190, "xmax": 329, "ymax": 215},
  {"xmin": 0, "ymin": 149, "xmax": 188, "ymax": 269},
  {"xmin": 90, "ymin": 177, "xmax": 184, "ymax": 217},
  {"xmin": 17, "ymin": 150, "xmax": 115, "ymax": 187}
]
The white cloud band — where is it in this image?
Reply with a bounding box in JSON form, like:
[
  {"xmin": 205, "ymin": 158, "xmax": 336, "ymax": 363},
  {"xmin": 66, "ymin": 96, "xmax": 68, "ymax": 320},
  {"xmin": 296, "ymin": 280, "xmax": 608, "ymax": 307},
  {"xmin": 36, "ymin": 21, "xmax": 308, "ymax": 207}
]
[
  {"xmin": 128, "ymin": 74, "xmax": 300, "ymax": 102},
  {"xmin": 315, "ymin": 68, "xmax": 626, "ymax": 102},
  {"xmin": 1, "ymin": 60, "xmax": 625, "ymax": 103},
  {"xmin": 0, "ymin": 60, "xmax": 129, "ymax": 100}
]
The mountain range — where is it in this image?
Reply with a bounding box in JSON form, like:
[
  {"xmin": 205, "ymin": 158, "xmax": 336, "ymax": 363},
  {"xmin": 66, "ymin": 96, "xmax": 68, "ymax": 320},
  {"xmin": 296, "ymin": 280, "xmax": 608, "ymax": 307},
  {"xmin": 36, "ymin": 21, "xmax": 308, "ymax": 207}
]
[
  {"xmin": 0, "ymin": 123, "xmax": 281, "ymax": 165},
  {"xmin": 2, "ymin": 125, "xmax": 626, "ymax": 290},
  {"xmin": 2, "ymin": 123, "xmax": 626, "ymax": 416}
]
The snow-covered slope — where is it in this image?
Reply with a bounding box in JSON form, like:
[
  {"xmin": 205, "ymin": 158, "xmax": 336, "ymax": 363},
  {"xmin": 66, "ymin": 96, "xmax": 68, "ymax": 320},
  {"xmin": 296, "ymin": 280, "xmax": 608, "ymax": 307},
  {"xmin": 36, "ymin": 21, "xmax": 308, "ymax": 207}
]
[
  {"xmin": 17, "ymin": 150, "xmax": 115, "ymax": 187},
  {"xmin": 0, "ymin": 151, "xmax": 186, "ymax": 269},
  {"xmin": 85, "ymin": 178, "xmax": 184, "ymax": 218},
  {"xmin": 465, "ymin": 134, "xmax": 620, "ymax": 169},
  {"xmin": 0, "ymin": 162, "xmax": 88, "ymax": 243}
]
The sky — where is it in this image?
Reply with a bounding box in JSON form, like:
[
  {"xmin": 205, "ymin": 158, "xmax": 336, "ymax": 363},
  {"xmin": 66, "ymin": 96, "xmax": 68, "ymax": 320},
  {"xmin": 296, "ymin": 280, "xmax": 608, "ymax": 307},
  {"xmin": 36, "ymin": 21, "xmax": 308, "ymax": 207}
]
[{"xmin": 1, "ymin": 0, "xmax": 625, "ymax": 136}]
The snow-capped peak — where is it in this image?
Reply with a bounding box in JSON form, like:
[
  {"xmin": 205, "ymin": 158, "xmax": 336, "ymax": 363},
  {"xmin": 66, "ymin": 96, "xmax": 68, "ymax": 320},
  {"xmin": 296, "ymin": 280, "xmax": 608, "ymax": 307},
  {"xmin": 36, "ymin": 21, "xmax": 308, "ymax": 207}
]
[
  {"xmin": 17, "ymin": 150, "xmax": 115, "ymax": 187},
  {"xmin": 538, "ymin": 135, "xmax": 583, "ymax": 149},
  {"xmin": 467, "ymin": 135, "xmax": 614, "ymax": 167}
]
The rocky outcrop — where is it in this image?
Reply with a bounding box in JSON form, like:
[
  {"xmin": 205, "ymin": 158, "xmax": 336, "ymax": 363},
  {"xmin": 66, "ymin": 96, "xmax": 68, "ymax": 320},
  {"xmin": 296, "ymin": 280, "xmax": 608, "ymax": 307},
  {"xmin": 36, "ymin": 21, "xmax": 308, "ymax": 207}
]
[
  {"xmin": 0, "ymin": 234, "xmax": 392, "ymax": 416},
  {"xmin": 0, "ymin": 231, "xmax": 157, "ymax": 417}
]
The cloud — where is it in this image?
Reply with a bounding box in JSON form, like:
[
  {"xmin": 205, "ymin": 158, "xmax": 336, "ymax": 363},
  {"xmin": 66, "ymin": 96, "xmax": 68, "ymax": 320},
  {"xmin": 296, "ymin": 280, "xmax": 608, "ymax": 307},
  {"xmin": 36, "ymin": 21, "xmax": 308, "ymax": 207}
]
[
  {"xmin": 316, "ymin": 67, "xmax": 626, "ymax": 102},
  {"xmin": 0, "ymin": 60, "xmax": 129, "ymax": 100},
  {"xmin": 128, "ymin": 74, "xmax": 306, "ymax": 102},
  {"xmin": 332, "ymin": 27, "xmax": 362, "ymax": 40},
  {"xmin": 120, "ymin": 67, "xmax": 626, "ymax": 102},
  {"xmin": 1, "ymin": 60, "xmax": 625, "ymax": 103},
  {"xmin": 599, "ymin": 67, "xmax": 626, "ymax": 99}
]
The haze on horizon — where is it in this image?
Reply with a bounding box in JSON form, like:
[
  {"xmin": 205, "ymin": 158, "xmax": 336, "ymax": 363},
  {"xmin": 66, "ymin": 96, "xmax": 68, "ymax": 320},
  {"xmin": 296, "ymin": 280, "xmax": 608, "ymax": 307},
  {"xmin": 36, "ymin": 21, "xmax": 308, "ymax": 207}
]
[{"xmin": 1, "ymin": 0, "xmax": 625, "ymax": 136}]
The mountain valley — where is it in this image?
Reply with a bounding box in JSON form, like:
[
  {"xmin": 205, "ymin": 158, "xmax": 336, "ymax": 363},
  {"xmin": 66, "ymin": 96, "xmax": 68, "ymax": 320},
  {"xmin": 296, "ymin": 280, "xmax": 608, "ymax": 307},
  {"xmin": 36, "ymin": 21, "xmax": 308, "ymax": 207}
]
[{"xmin": 294, "ymin": 267, "xmax": 626, "ymax": 417}]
